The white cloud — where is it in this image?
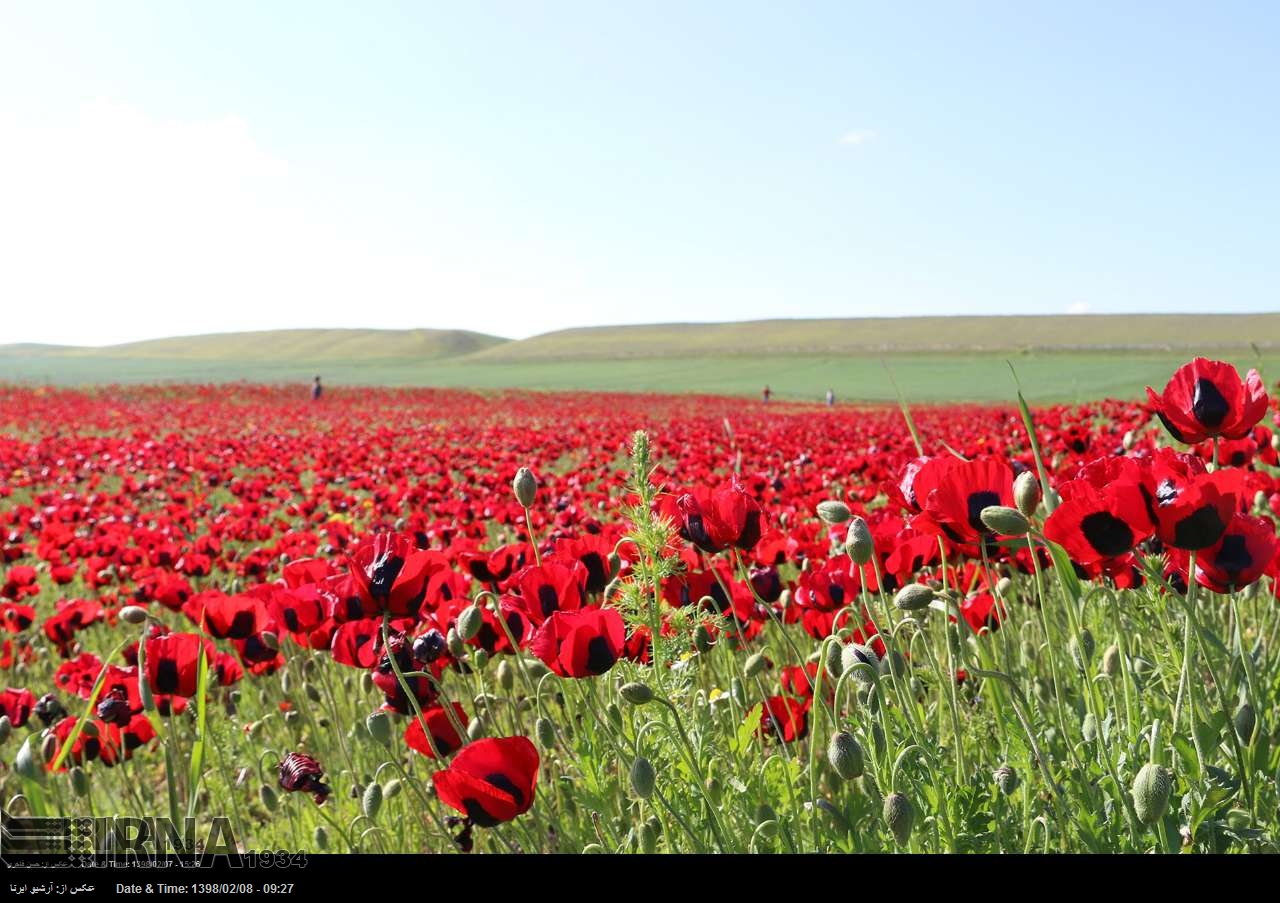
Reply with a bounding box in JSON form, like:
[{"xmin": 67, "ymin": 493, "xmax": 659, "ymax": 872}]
[
  {"xmin": 839, "ymin": 130, "xmax": 876, "ymax": 146},
  {"xmin": 1067, "ymin": 302, "xmax": 1092, "ymax": 314}
]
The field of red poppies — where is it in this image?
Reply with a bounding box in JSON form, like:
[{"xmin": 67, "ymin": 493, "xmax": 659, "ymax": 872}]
[{"xmin": 2, "ymin": 360, "xmax": 1279, "ymax": 854}]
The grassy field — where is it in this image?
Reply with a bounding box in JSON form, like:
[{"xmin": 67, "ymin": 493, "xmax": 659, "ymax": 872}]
[
  {"xmin": 3, "ymin": 348, "xmax": 1277, "ymax": 403},
  {"xmin": 2, "ymin": 315, "xmax": 1277, "ymax": 402}
]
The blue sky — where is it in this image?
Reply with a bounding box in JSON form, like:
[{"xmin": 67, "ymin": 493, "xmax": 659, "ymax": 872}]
[{"xmin": 1, "ymin": 1, "xmax": 1276, "ymax": 345}]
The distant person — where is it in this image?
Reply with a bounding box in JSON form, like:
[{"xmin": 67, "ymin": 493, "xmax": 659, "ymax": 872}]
[
  {"xmin": 825, "ymin": 388, "xmax": 835, "ymax": 407},
  {"xmin": 311, "ymin": 376, "xmax": 323, "ymax": 401},
  {"xmin": 761, "ymin": 385, "xmax": 772, "ymax": 404}
]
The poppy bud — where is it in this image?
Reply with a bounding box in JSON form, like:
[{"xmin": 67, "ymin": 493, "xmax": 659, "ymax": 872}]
[
  {"xmin": 446, "ymin": 628, "xmax": 465, "ymax": 659},
  {"xmin": 535, "ymin": 716, "xmax": 556, "ymax": 748},
  {"xmin": 1234, "ymin": 703, "xmax": 1256, "ymax": 744},
  {"xmin": 313, "ymin": 826, "xmax": 328, "ymax": 850},
  {"xmin": 693, "ymin": 624, "xmax": 713, "ymax": 654},
  {"xmin": 65, "ymin": 765, "xmax": 89, "ymax": 797},
  {"xmin": 1132, "ymin": 763, "xmax": 1173, "ymax": 824},
  {"xmin": 817, "ymin": 500, "xmax": 851, "ymax": 525},
  {"xmin": 513, "ymin": 468, "xmax": 538, "ymax": 508},
  {"xmin": 521, "ymin": 658, "xmax": 551, "ymax": 680},
  {"xmin": 496, "ymin": 659, "xmax": 514, "ymax": 691},
  {"xmin": 362, "ymin": 782, "xmax": 383, "ymax": 819},
  {"xmin": 412, "ymin": 629, "xmax": 447, "ymax": 664},
  {"xmin": 894, "ymin": 584, "xmax": 934, "ymax": 612},
  {"xmin": 827, "ymin": 731, "xmax": 865, "ymax": 780},
  {"xmin": 119, "ymin": 605, "xmax": 148, "ymax": 625},
  {"xmin": 284, "ymin": 710, "xmax": 300, "ymax": 726},
  {"xmin": 823, "ymin": 640, "xmax": 843, "ymax": 680},
  {"xmin": 259, "ymin": 784, "xmax": 279, "ymax": 812},
  {"xmin": 467, "ymin": 716, "xmax": 487, "ymax": 741},
  {"xmin": 995, "ymin": 576, "xmax": 1013, "ymax": 597},
  {"xmin": 980, "ymin": 506, "xmax": 1030, "ymax": 537},
  {"xmin": 630, "ymin": 756, "xmax": 656, "ymax": 799},
  {"xmin": 883, "ymin": 792, "xmax": 915, "ymax": 846},
  {"xmin": 881, "ymin": 650, "xmax": 907, "ymax": 679},
  {"xmin": 0, "ymin": 715, "xmax": 10, "ymax": 745},
  {"xmin": 360, "ymin": 671, "xmax": 375, "ymax": 693},
  {"xmin": 457, "ymin": 605, "xmax": 483, "ymax": 642},
  {"xmin": 384, "ymin": 777, "xmax": 402, "ymax": 799},
  {"xmin": 1070, "ymin": 629, "xmax": 1094, "ymax": 671},
  {"xmin": 1014, "ymin": 471, "xmax": 1041, "ymax": 517},
  {"xmin": 15, "ymin": 736, "xmax": 45, "ymax": 783},
  {"xmin": 871, "ymin": 721, "xmax": 886, "ymax": 758},
  {"xmin": 1101, "ymin": 644, "xmax": 1121, "ymax": 678},
  {"xmin": 1082, "ymin": 712, "xmax": 1098, "ymax": 743},
  {"xmin": 304, "ymin": 682, "xmax": 322, "ymax": 703},
  {"xmin": 41, "ymin": 732, "xmax": 58, "ymax": 764},
  {"xmin": 472, "ymin": 648, "xmax": 489, "ymax": 671},
  {"xmin": 260, "ymin": 632, "xmax": 279, "ymax": 652},
  {"xmin": 366, "ymin": 710, "xmax": 392, "ymax": 746},
  {"xmin": 639, "ymin": 819, "xmax": 659, "ymax": 854},
  {"xmin": 620, "ymin": 682, "xmax": 655, "ymax": 705},
  {"xmin": 844, "ymin": 517, "xmax": 875, "ymax": 565},
  {"xmin": 247, "ymin": 720, "xmax": 265, "ymax": 740},
  {"xmin": 1132, "ymin": 656, "xmax": 1155, "ymax": 676},
  {"xmin": 993, "ymin": 764, "xmax": 1020, "ymax": 796},
  {"xmin": 1123, "ymin": 430, "xmax": 1136, "ymax": 451},
  {"xmin": 841, "ymin": 643, "xmax": 879, "ymax": 686}
]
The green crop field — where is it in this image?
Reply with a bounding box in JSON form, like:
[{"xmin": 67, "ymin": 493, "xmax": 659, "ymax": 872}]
[{"xmin": 2, "ymin": 315, "xmax": 1277, "ymax": 403}]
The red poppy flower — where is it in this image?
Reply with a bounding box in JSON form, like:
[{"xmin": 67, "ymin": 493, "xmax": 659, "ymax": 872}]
[
  {"xmin": 1146, "ymin": 358, "xmax": 1269, "ymax": 444},
  {"xmin": 1149, "ymin": 469, "xmax": 1239, "ymax": 551},
  {"xmin": 346, "ymin": 532, "xmax": 438, "ymax": 617},
  {"xmin": 0, "ymin": 686, "xmax": 36, "ymax": 727},
  {"xmin": 916, "ymin": 456, "xmax": 1015, "ymax": 546},
  {"xmin": 188, "ymin": 590, "xmax": 266, "ymax": 640},
  {"xmin": 0, "ymin": 603, "xmax": 35, "ymax": 633},
  {"xmin": 1044, "ymin": 480, "xmax": 1153, "ymax": 565},
  {"xmin": 671, "ymin": 479, "xmax": 765, "ymax": 554},
  {"xmin": 1191, "ymin": 515, "xmax": 1278, "ymax": 593},
  {"xmin": 531, "ymin": 607, "xmax": 626, "ymax": 678},
  {"xmin": 48, "ymin": 715, "xmax": 120, "ymax": 769},
  {"xmin": 431, "ymin": 736, "xmax": 539, "ymax": 827},
  {"xmin": 404, "ymin": 703, "xmax": 469, "ymax": 759},
  {"xmin": 143, "ymin": 633, "xmax": 212, "ymax": 698},
  {"xmin": 753, "ymin": 695, "xmax": 809, "ymax": 744},
  {"xmin": 512, "ymin": 561, "xmax": 588, "ymax": 625}
]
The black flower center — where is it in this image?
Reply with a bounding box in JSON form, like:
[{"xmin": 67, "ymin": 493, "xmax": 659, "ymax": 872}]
[
  {"xmin": 966, "ymin": 491, "xmax": 1002, "ymax": 534},
  {"xmin": 1173, "ymin": 505, "xmax": 1227, "ymax": 550},
  {"xmin": 584, "ymin": 635, "xmax": 617, "ymax": 675},
  {"xmin": 1081, "ymin": 512, "xmax": 1134, "ymax": 558},
  {"xmin": 1213, "ymin": 534, "xmax": 1252, "ymax": 580},
  {"xmin": 1192, "ymin": 377, "xmax": 1230, "ymax": 429},
  {"xmin": 368, "ymin": 553, "xmax": 405, "ymax": 600}
]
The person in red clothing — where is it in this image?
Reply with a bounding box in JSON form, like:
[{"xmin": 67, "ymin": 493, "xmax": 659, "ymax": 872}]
[{"xmin": 761, "ymin": 385, "xmax": 772, "ymax": 404}]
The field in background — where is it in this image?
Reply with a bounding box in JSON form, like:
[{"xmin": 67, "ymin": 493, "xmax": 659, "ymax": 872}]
[{"xmin": 3, "ymin": 314, "xmax": 1277, "ymax": 402}]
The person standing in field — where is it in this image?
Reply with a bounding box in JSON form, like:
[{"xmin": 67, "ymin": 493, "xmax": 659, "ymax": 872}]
[
  {"xmin": 825, "ymin": 388, "xmax": 835, "ymax": 407},
  {"xmin": 762, "ymin": 385, "xmax": 772, "ymax": 404},
  {"xmin": 311, "ymin": 375, "xmax": 323, "ymax": 401}
]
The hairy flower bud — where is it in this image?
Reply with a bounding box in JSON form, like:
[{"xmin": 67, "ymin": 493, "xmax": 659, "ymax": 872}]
[
  {"xmin": 1013, "ymin": 471, "xmax": 1041, "ymax": 518},
  {"xmin": 366, "ymin": 710, "xmax": 392, "ymax": 746},
  {"xmin": 536, "ymin": 716, "xmax": 556, "ymax": 749},
  {"xmin": 743, "ymin": 652, "xmax": 767, "ymax": 679},
  {"xmin": 513, "ymin": 468, "xmax": 538, "ymax": 508},
  {"xmin": 844, "ymin": 517, "xmax": 875, "ymax": 565},
  {"xmin": 620, "ymin": 682, "xmax": 655, "ymax": 706},
  {"xmin": 457, "ymin": 605, "xmax": 483, "ymax": 642},
  {"xmin": 362, "ymin": 781, "xmax": 383, "ymax": 819},
  {"xmin": 1101, "ymin": 644, "xmax": 1121, "ymax": 678},
  {"xmin": 817, "ymin": 500, "xmax": 851, "ymax": 525},
  {"xmin": 1132, "ymin": 763, "xmax": 1173, "ymax": 825},
  {"xmin": 993, "ymin": 764, "xmax": 1020, "ymax": 796},
  {"xmin": 827, "ymin": 731, "xmax": 865, "ymax": 780},
  {"xmin": 119, "ymin": 605, "xmax": 148, "ymax": 625},
  {"xmin": 980, "ymin": 506, "xmax": 1030, "ymax": 537},
  {"xmin": 883, "ymin": 792, "xmax": 915, "ymax": 845},
  {"xmin": 894, "ymin": 583, "xmax": 934, "ymax": 612},
  {"xmin": 1234, "ymin": 702, "xmax": 1256, "ymax": 744},
  {"xmin": 630, "ymin": 756, "xmax": 656, "ymax": 799}
]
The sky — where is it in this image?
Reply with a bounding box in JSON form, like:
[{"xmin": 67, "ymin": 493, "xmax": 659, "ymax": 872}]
[{"xmin": 1, "ymin": 2, "xmax": 1277, "ymax": 346}]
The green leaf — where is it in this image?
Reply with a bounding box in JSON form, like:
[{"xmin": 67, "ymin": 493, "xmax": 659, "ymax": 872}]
[
  {"xmin": 1172, "ymin": 735, "xmax": 1199, "ymax": 775},
  {"xmin": 186, "ymin": 641, "xmax": 211, "ymax": 822},
  {"xmin": 734, "ymin": 706, "xmax": 762, "ymax": 755},
  {"xmin": 1042, "ymin": 538, "xmax": 1083, "ymax": 605}
]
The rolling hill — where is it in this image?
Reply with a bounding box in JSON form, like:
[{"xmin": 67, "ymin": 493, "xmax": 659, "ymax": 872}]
[{"xmin": 1, "ymin": 315, "xmax": 1276, "ymax": 403}]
